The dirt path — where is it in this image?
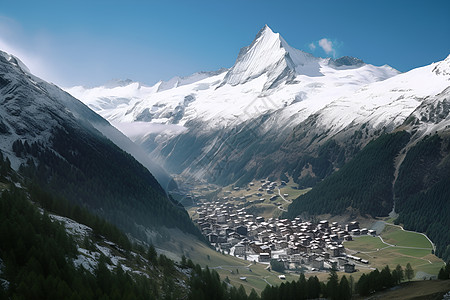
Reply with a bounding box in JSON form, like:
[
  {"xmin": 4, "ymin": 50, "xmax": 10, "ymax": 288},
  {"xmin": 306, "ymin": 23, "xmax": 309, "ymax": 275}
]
[
  {"xmin": 350, "ymin": 234, "xmax": 433, "ymax": 265},
  {"xmin": 277, "ymin": 188, "xmax": 291, "ymax": 203},
  {"xmin": 386, "ymin": 223, "xmax": 436, "ymax": 253}
]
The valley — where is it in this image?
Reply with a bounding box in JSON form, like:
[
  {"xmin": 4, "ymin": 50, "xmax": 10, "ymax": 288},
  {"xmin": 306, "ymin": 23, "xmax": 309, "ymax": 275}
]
[
  {"xmin": 175, "ymin": 178, "xmax": 446, "ymax": 293},
  {"xmin": 68, "ymin": 24, "xmax": 450, "ymax": 268},
  {"xmin": 0, "ymin": 9, "xmax": 448, "ymax": 298}
]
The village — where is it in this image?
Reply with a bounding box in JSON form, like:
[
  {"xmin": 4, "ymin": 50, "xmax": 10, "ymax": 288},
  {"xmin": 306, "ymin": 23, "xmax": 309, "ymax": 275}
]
[{"xmin": 194, "ymin": 180, "xmax": 376, "ymax": 275}]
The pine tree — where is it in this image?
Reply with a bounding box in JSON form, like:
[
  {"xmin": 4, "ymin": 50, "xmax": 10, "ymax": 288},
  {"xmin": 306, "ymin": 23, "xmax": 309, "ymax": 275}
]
[
  {"xmin": 307, "ymin": 276, "xmax": 320, "ymax": 299},
  {"xmin": 438, "ymin": 268, "xmax": 448, "ymax": 280},
  {"xmin": 380, "ymin": 265, "xmax": 394, "ymax": 288},
  {"xmin": 356, "ymin": 273, "xmax": 370, "ymax": 296},
  {"xmin": 349, "ymin": 275, "xmax": 354, "ymax": 297},
  {"xmin": 327, "ymin": 270, "xmax": 339, "ymax": 300},
  {"xmin": 147, "ymin": 244, "xmax": 157, "ymax": 265},
  {"xmin": 339, "ymin": 275, "xmax": 352, "ymax": 300},
  {"xmin": 248, "ymin": 288, "xmax": 259, "ymax": 300},
  {"xmin": 405, "ymin": 263, "xmax": 414, "ymax": 281},
  {"xmin": 393, "ymin": 264, "xmax": 404, "ymax": 284},
  {"xmin": 438, "ymin": 262, "xmax": 450, "ymax": 280}
]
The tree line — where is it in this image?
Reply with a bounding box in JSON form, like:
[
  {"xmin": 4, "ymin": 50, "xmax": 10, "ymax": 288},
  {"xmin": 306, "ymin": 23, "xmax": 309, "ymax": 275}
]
[
  {"xmin": 394, "ymin": 134, "xmax": 450, "ymax": 261},
  {"xmin": 13, "ymin": 123, "xmax": 204, "ymax": 244},
  {"xmin": 356, "ymin": 264, "xmax": 413, "ymax": 296},
  {"xmin": 284, "ymin": 132, "xmax": 410, "ymax": 219},
  {"xmin": 0, "ymin": 186, "xmax": 164, "ymax": 299},
  {"xmin": 438, "ymin": 262, "xmax": 450, "ymax": 280},
  {"xmin": 284, "ymin": 132, "xmax": 450, "ymax": 262}
]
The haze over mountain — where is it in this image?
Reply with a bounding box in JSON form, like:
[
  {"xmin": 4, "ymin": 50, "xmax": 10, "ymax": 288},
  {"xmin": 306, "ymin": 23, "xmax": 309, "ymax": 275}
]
[{"xmin": 0, "ymin": 50, "xmax": 201, "ymax": 246}]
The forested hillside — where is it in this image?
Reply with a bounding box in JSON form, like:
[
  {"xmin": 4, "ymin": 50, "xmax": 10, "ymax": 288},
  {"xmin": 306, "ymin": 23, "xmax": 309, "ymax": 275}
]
[
  {"xmin": 284, "ymin": 131, "xmax": 450, "ymax": 261},
  {"xmin": 0, "ymin": 51, "xmax": 204, "ymax": 248},
  {"xmin": 284, "ymin": 132, "xmax": 410, "ymax": 218},
  {"xmin": 13, "ymin": 123, "xmax": 201, "ymax": 243},
  {"xmin": 394, "ymin": 134, "xmax": 450, "ymax": 261},
  {"xmin": 0, "ymin": 155, "xmax": 190, "ymax": 299}
]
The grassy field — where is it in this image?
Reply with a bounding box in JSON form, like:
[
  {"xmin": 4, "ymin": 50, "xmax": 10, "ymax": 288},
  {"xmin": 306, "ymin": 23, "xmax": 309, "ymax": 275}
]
[
  {"xmin": 381, "ymin": 224, "xmax": 432, "ymax": 248},
  {"xmin": 344, "ymin": 224, "xmax": 444, "ymax": 280},
  {"xmin": 279, "ymin": 186, "xmax": 311, "ymax": 200},
  {"xmin": 353, "ymin": 280, "xmax": 450, "ymax": 300},
  {"xmin": 162, "ymin": 228, "xmax": 305, "ymax": 294}
]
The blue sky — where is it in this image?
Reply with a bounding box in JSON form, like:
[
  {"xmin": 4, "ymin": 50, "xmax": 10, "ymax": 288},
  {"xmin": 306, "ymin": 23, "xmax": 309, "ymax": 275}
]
[{"xmin": 1, "ymin": 0, "xmax": 449, "ymax": 87}]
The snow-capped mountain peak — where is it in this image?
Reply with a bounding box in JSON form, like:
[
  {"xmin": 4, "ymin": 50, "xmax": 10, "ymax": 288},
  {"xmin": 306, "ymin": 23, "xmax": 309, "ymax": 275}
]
[
  {"xmin": 220, "ymin": 25, "xmax": 321, "ymax": 90},
  {"xmin": 64, "ymin": 28, "xmax": 450, "ymax": 187},
  {"xmin": 0, "ymin": 51, "xmax": 31, "ymax": 74},
  {"xmin": 67, "ymin": 25, "xmax": 401, "ymax": 131},
  {"xmin": 432, "ymin": 54, "xmax": 450, "ymax": 77}
]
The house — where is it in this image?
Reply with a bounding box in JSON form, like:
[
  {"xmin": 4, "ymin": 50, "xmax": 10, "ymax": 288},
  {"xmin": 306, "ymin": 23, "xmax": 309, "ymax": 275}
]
[
  {"xmin": 256, "ymin": 216, "xmax": 265, "ymax": 223},
  {"xmin": 260, "ymin": 245, "xmax": 272, "ymax": 255},
  {"xmin": 312, "ymin": 257, "xmax": 324, "ymax": 269},
  {"xmin": 337, "ymin": 231, "xmax": 347, "ymax": 239},
  {"xmin": 220, "ymin": 243, "xmax": 232, "ymax": 252},
  {"xmin": 329, "ymin": 246, "xmax": 340, "ymax": 257},
  {"xmin": 234, "ymin": 243, "xmax": 246, "ymax": 256},
  {"xmin": 217, "ymin": 214, "xmax": 226, "ymax": 224},
  {"xmin": 217, "ymin": 235, "xmax": 227, "ymax": 243},
  {"xmin": 319, "ymin": 220, "xmax": 329, "ymax": 228},
  {"xmin": 287, "ymin": 246, "xmax": 300, "ymax": 255},
  {"xmin": 235, "ymin": 225, "xmax": 248, "ymax": 236},
  {"xmin": 250, "ymin": 242, "xmax": 264, "ymax": 253},
  {"xmin": 225, "ymin": 227, "xmax": 234, "ymax": 235},
  {"xmin": 351, "ymin": 229, "xmax": 360, "ymax": 236},
  {"xmin": 208, "ymin": 233, "xmax": 218, "ymax": 243},
  {"xmin": 346, "ymin": 221, "xmax": 359, "ymax": 232},
  {"xmin": 344, "ymin": 263, "xmax": 355, "ymax": 273},
  {"xmin": 338, "ymin": 257, "xmax": 348, "ymax": 267},
  {"xmin": 329, "ymin": 259, "xmax": 338, "ymax": 271},
  {"xmin": 259, "ymin": 253, "xmax": 271, "ymax": 262}
]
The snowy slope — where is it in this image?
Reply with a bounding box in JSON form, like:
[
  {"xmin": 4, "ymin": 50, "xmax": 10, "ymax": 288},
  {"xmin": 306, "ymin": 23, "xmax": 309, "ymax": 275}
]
[
  {"xmin": 65, "ymin": 26, "xmax": 450, "ymax": 184},
  {"xmin": 220, "ymin": 25, "xmax": 322, "ymax": 89},
  {"xmin": 0, "ymin": 49, "xmax": 173, "ymax": 189},
  {"xmin": 313, "ymin": 54, "xmax": 450, "ymax": 135},
  {"xmin": 66, "ymin": 26, "xmax": 398, "ymax": 133}
]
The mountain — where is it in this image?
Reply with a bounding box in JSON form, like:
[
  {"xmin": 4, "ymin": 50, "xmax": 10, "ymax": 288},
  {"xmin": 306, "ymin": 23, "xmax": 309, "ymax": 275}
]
[
  {"xmin": 66, "ymin": 25, "xmax": 400, "ymax": 185},
  {"xmin": 66, "ymin": 26, "xmax": 450, "ymax": 261},
  {"xmin": 0, "ymin": 50, "xmax": 201, "ymax": 246},
  {"xmin": 219, "ymin": 25, "xmax": 322, "ymax": 89},
  {"xmin": 65, "ymin": 26, "xmax": 449, "ymax": 189},
  {"xmin": 0, "ymin": 169, "xmax": 191, "ymax": 299}
]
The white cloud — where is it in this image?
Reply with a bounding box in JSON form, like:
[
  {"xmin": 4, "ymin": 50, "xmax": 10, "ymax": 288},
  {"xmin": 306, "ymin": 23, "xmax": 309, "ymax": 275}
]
[
  {"xmin": 112, "ymin": 121, "xmax": 187, "ymax": 139},
  {"xmin": 309, "ymin": 42, "xmax": 316, "ymax": 51},
  {"xmin": 318, "ymin": 38, "xmax": 335, "ymax": 56}
]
